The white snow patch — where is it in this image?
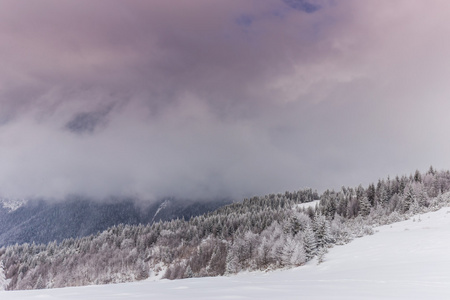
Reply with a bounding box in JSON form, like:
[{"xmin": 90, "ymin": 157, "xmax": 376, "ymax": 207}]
[
  {"xmin": 0, "ymin": 198, "xmax": 26, "ymax": 212},
  {"xmin": 151, "ymin": 199, "xmax": 169, "ymax": 223},
  {"xmin": 147, "ymin": 263, "xmax": 167, "ymax": 282},
  {"xmin": 2, "ymin": 207, "xmax": 450, "ymax": 299},
  {"xmin": 296, "ymin": 199, "xmax": 320, "ymax": 210}
]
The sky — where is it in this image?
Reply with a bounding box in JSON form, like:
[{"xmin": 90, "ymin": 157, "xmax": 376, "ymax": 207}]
[{"xmin": 1, "ymin": 0, "xmax": 450, "ymax": 202}]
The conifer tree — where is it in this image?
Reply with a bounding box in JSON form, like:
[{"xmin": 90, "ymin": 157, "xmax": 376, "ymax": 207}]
[
  {"xmin": 225, "ymin": 246, "xmax": 240, "ymax": 275},
  {"xmin": 0, "ymin": 260, "xmax": 7, "ymax": 291},
  {"xmin": 303, "ymin": 223, "xmax": 317, "ymax": 260},
  {"xmin": 403, "ymin": 185, "xmax": 415, "ymax": 212},
  {"xmin": 281, "ymin": 236, "xmax": 296, "ymax": 266},
  {"xmin": 184, "ymin": 265, "xmax": 194, "ymax": 278},
  {"xmin": 359, "ymin": 196, "xmax": 372, "ymax": 216},
  {"xmin": 317, "ymin": 247, "xmax": 328, "ymax": 265},
  {"xmin": 313, "ymin": 213, "xmax": 332, "ymax": 249},
  {"xmin": 366, "ymin": 184, "xmax": 376, "ymax": 206},
  {"xmin": 34, "ymin": 275, "xmax": 45, "ymax": 290},
  {"xmin": 281, "ymin": 236, "xmax": 306, "ymax": 266}
]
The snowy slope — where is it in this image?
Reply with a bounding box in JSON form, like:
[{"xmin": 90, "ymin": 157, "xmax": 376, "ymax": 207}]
[
  {"xmin": 296, "ymin": 199, "xmax": 320, "ymax": 210},
  {"xmin": 2, "ymin": 207, "xmax": 450, "ymax": 299}
]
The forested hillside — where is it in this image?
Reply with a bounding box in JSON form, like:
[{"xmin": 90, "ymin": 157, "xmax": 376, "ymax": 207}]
[
  {"xmin": 0, "ymin": 197, "xmax": 230, "ymax": 247},
  {"xmin": 1, "ymin": 167, "xmax": 450, "ymax": 291}
]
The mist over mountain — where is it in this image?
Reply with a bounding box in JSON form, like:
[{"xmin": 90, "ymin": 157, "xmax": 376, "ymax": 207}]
[{"xmin": 0, "ymin": 197, "xmax": 231, "ymax": 247}]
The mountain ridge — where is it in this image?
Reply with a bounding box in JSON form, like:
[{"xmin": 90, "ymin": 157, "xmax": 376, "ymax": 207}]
[{"xmin": 0, "ymin": 197, "xmax": 231, "ymax": 247}]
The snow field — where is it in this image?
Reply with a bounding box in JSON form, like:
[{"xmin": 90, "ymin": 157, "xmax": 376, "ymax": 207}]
[{"xmin": 296, "ymin": 199, "xmax": 320, "ymax": 210}]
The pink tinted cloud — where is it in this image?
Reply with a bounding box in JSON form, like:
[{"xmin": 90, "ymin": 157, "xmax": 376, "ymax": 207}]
[{"xmin": 0, "ymin": 1, "xmax": 450, "ymax": 200}]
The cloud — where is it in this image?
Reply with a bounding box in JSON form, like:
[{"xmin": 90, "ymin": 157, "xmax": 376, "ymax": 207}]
[
  {"xmin": 65, "ymin": 105, "xmax": 113, "ymax": 135},
  {"xmin": 0, "ymin": 0, "xmax": 450, "ymax": 201},
  {"xmin": 282, "ymin": 0, "xmax": 321, "ymax": 13},
  {"xmin": 235, "ymin": 14, "xmax": 254, "ymax": 27}
]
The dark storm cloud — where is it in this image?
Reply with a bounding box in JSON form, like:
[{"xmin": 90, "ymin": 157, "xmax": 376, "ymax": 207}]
[
  {"xmin": 283, "ymin": 0, "xmax": 321, "ymax": 13},
  {"xmin": 65, "ymin": 107, "xmax": 112, "ymax": 135},
  {"xmin": 1, "ymin": 0, "xmax": 450, "ymax": 201}
]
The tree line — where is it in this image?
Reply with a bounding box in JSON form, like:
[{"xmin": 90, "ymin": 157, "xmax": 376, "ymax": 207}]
[{"xmin": 1, "ymin": 167, "xmax": 450, "ymax": 290}]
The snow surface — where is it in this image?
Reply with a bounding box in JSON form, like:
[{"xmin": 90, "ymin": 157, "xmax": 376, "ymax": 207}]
[
  {"xmin": 2, "ymin": 208, "xmax": 450, "ymax": 299},
  {"xmin": 0, "ymin": 198, "xmax": 26, "ymax": 212},
  {"xmin": 296, "ymin": 199, "xmax": 320, "ymax": 210},
  {"xmin": 151, "ymin": 199, "xmax": 169, "ymax": 223}
]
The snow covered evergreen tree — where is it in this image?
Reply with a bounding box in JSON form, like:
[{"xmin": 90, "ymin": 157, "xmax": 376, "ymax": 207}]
[
  {"xmin": 281, "ymin": 236, "xmax": 306, "ymax": 266},
  {"xmin": 184, "ymin": 265, "xmax": 194, "ymax": 278},
  {"xmin": 0, "ymin": 260, "xmax": 7, "ymax": 291},
  {"xmin": 225, "ymin": 250, "xmax": 240, "ymax": 274},
  {"xmin": 313, "ymin": 213, "xmax": 332, "ymax": 249},
  {"xmin": 359, "ymin": 196, "xmax": 372, "ymax": 216},
  {"xmin": 303, "ymin": 223, "xmax": 317, "ymax": 260},
  {"xmin": 34, "ymin": 275, "xmax": 45, "ymax": 290},
  {"xmin": 403, "ymin": 184, "xmax": 416, "ymax": 212},
  {"xmin": 316, "ymin": 247, "xmax": 328, "ymax": 265}
]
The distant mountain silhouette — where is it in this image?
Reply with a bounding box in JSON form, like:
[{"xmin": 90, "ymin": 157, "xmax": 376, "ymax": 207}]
[{"xmin": 0, "ymin": 197, "xmax": 231, "ymax": 247}]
